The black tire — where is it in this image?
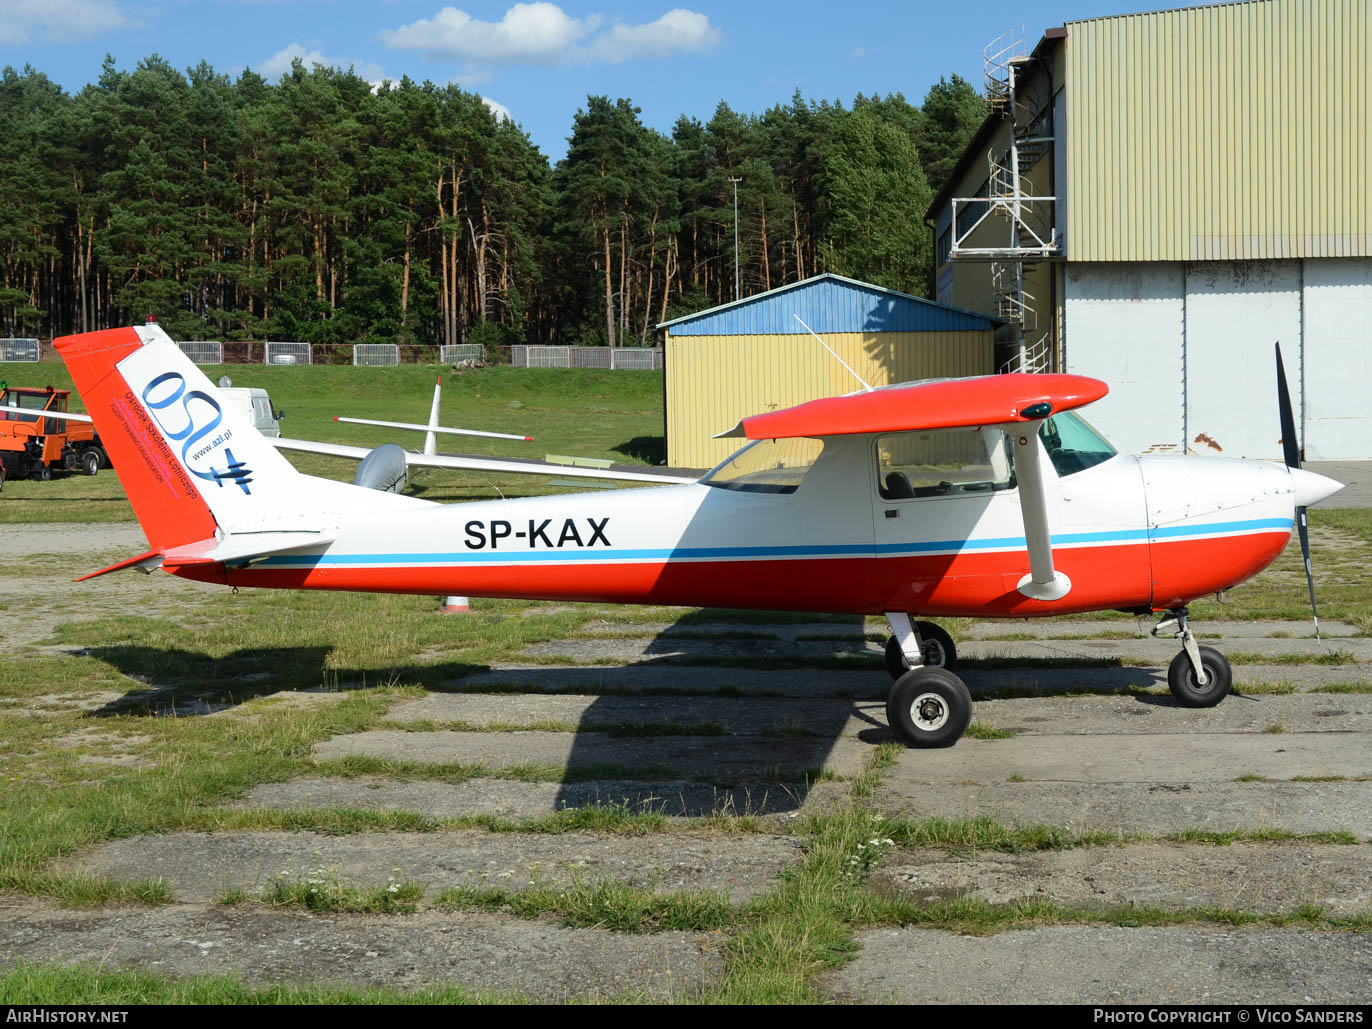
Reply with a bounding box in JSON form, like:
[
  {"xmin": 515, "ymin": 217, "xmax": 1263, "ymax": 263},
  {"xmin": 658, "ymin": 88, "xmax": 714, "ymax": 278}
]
[
  {"xmin": 35, "ymin": 464, "xmax": 51, "ymax": 482},
  {"xmin": 1167, "ymin": 646, "xmax": 1232, "ymax": 708},
  {"xmin": 80, "ymin": 449, "xmax": 100, "ymax": 476},
  {"xmin": 884, "ymin": 621, "xmax": 958, "ymax": 679},
  {"xmin": 886, "ymin": 667, "xmax": 973, "ymax": 748}
]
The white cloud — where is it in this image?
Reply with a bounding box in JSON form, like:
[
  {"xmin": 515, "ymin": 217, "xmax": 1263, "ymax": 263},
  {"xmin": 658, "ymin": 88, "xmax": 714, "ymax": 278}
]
[
  {"xmin": 256, "ymin": 43, "xmax": 387, "ymax": 84},
  {"xmin": 587, "ymin": 9, "xmax": 720, "ymax": 63},
  {"xmin": 380, "ymin": 3, "xmax": 719, "ymax": 66},
  {"xmin": 850, "ymin": 47, "xmax": 867, "ymax": 60},
  {"xmin": 379, "ymin": 3, "xmax": 598, "ymax": 64},
  {"xmin": 0, "ymin": 0, "xmax": 127, "ymax": 45},
  {"xmin": 481, "ymin": 96, "xmax": 513, "ymax": 123}
]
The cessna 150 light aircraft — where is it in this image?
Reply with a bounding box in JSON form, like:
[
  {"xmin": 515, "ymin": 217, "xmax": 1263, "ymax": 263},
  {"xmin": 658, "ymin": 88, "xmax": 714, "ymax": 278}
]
[{"xmin": 54, "ymin": 324, "xmax": 1342, "ymax": 748}]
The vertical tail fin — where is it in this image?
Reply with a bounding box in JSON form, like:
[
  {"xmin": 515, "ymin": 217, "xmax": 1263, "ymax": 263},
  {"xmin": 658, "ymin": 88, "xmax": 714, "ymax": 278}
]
[{"xmin": 55, "ymin": 325, "xmax": 303, "ymax": 550}]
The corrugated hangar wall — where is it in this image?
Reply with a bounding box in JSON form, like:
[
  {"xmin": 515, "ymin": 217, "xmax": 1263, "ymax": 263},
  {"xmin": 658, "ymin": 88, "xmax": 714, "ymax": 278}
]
[
  {"xmin": 1063, "ymin": 259, "xmax": 1372, "ymax": 460},
  {"xmin": 666, "ymin": 330, "xmax": 993, "ymax": 469},
  {"xmin": 1065, "ymin": 0, "xmax": 1371, "ymax": 263}
]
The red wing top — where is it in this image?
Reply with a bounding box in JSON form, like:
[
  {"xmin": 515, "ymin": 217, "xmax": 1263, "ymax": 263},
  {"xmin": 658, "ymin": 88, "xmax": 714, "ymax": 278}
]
[{"xmin": 726, "ymin": 373, "xmax": 1110, "ymax": 440}]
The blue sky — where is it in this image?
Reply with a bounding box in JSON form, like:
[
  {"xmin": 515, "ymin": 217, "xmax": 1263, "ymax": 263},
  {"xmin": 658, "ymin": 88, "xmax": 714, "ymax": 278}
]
[{"xmin": 4, "ymin": 0, "xmax": 1219, "ymax": 162}]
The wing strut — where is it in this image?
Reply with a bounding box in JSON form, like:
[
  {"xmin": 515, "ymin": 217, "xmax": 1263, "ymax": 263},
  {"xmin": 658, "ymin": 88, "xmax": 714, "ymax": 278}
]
[{"xmin": 1011, "ymin": 420, "xmax": 1071, "ymax": 601}]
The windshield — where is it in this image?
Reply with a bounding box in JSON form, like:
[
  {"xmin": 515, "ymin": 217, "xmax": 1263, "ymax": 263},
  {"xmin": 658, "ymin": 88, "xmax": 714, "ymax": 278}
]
[
  {"xmin": 703, "ymin": 437, "xmax": 826, "ymax": 494},
  {"xmin": 1040, "ymin": 411, "xmax": 1116, "ymax": 476}
]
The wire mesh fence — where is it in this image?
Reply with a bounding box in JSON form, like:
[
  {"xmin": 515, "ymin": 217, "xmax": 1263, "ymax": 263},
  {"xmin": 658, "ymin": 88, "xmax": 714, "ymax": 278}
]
[
  {"xmin": 353, "ymin": 343, "xmax": 400, "ymax": 366},
  {"xmin": 440, "ymin": 344, "xmax": 485, "ymax": 364},
  {"xmin": 510, "ymin": 345, "xmax": 662, "ymax": 370},
  {"xmin": 0, "ymin": 338, "xmax": 40, "ymax": 362},
  {"xmin": 14, "ymin": 337, "xmax": 663, "ymax": 371},
  {"xmin": 265, "ymin": 341, "xmax": 312, "ymax": 365},
  {"xmin": 177, "ymin": 340, "xmax": 223, "ymax": 365}
]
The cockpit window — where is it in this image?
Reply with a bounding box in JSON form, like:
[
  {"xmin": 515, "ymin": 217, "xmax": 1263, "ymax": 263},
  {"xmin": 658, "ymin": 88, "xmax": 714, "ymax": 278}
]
[
  {"xmin": 703, "ymin": 437, "xmax": 826, "ymax": 494},
  {"xmin": 1039, "ymin": 411, "xmax": 1116, "ymax": 476}
]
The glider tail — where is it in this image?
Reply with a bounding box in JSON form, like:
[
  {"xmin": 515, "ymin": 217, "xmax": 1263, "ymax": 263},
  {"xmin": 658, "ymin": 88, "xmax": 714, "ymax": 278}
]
[{"xmin": 54, "ymin": 325, "xmax": 304, "ymax": 551}]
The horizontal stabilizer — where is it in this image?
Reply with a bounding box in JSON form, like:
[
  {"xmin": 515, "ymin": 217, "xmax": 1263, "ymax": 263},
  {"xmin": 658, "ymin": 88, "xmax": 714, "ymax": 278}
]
[
  {"xmin": 76, "ymin": 531, "xmax": 333, "ymax": 581},
  {"xmin": 161, "ymin": 531, "xmax": 334, "ymax": 567},
  {"xmin": 75, "ymin": 549, "xmax": 165, "ymax": 581}
]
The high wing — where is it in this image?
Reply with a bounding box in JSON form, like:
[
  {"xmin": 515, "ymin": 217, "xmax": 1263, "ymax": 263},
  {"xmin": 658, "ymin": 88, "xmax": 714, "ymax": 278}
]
[
  {"xmin": 716, "ymin": 373, "xmax": 1109, "ymax": 440},
  {"xmin": 721, "ymin": 372, "xmax": 1111, "ymax": 603},
  {"xmin": 270, "ymin": 436, "xmax": 696, "ymax": 485}
]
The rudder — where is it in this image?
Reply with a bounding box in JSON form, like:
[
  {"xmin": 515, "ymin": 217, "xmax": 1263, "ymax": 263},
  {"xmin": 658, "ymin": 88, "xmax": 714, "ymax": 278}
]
[{"xmin": 55, "ymin": 324, "xmax": 302, "ymax": 550}]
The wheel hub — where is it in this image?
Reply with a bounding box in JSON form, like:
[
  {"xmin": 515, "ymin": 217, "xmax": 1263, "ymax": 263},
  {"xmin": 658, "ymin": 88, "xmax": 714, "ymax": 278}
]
[{"xmin": 911, "ymin": 693, "xmax": 949, "ymax": 731}]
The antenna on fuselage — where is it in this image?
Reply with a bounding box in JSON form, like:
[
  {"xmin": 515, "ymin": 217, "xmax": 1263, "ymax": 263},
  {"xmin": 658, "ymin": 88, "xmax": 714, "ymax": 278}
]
[{"xmin": 793, "ymin": 314, "xmax": 873, "ymax": 392}]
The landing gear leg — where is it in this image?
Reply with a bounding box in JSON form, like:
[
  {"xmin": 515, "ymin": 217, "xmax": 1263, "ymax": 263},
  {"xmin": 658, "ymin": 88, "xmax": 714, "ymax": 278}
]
[
  {"xmin": 883, "ymin": 612, "xmax": 958, "ymax": 680},
  {"xmin": 883, "ymin": 611, "xmax": 971, "ymax": 747},
  {"xmin": 1153, "ymin": 607, "xmax": 1232, "ymax": 707}
]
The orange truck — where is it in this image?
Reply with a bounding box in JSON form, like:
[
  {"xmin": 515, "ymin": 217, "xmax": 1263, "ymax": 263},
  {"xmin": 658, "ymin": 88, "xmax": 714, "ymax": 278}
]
[{"xmin": 0, "ymin": 384, "xmax": 108, "ymax": 488}]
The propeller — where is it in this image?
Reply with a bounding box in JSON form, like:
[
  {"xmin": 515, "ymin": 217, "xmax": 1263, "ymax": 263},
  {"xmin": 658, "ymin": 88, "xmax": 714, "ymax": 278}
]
[{"xmin": 1275, "ymin": 343, "xmax": 1322, "ymax": 640}]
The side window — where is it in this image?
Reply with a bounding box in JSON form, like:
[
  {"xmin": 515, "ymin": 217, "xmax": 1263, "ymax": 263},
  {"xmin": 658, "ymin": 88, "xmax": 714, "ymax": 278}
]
[
  {"xmin": 704, "ymin": 437, "xmax": 826, "ymax": 495},
  {"xmin": 876, "ymin": 427, "xmax": 1015, "ymax": 500}
]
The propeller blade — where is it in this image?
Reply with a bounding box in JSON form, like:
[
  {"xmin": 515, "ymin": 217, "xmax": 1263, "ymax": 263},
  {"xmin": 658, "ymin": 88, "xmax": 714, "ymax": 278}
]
[
  {"xmin": 1275, "ymin": 342, "xmax": 1301, "ymax": 469},
  {"xmin": 1294, "ymin": 505, "xmax": 1321, "ymax": 640},
  {"xmin": 1277, "ymin": 344, "xmax": 1322, "ymax": 639}
]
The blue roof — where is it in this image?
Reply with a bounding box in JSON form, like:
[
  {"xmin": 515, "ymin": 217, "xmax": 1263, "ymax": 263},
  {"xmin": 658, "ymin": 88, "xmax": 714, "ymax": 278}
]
[{"xmin": 658, "ymin": 273, "xmax": 998, "ymax": 336}]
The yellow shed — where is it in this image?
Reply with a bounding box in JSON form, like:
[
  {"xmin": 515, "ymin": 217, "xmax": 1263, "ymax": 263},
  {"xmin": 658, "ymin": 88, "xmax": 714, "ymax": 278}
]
[{"xmin": 658, "ymin": 273, "xmax": 998, "ymax": 469}]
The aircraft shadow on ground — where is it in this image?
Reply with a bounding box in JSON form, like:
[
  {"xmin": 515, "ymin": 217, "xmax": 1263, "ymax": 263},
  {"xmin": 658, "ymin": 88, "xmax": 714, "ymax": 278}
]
[
  {"xmin": 79, "ymin": 643, "xmax": 491, "ymax": 718},
  {"xmin": 78, "ymin": 621, "xmax": 1180, "ymax": 817}
]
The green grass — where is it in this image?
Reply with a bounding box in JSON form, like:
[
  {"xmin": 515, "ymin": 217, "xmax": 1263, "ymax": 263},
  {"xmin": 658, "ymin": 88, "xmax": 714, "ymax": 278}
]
[
  {"xmin": 434, "ymin": 879, "xmax": 735, "ymax": 933},
  {"xmin": 0, "ymin": 361, "xmax": 671, "ymax": 522},
  {"xmin": 263, "ymin": 871, "xmax": 424, "ymax": 915},
  {"xmin": 0, "ymin": 963, "xmax": 529, "ymax": 1004},
  {"xmin": 964, "ymin": 721, "xmax": 1016, "ymax": 740}
]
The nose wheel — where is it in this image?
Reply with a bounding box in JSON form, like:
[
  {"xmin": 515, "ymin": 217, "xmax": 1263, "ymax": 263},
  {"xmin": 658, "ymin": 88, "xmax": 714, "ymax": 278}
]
[
  {"xmin": 883, "ymin": 620, "xmax": 957, "ymax": 679},
  {"xmin": 1154, "ymin": 608, "xmax": 1232, "ymax": 707}
]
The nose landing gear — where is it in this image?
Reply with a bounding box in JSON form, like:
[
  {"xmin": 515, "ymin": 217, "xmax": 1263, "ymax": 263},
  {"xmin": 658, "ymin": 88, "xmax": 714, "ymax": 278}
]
[{"xmin": 1153, "ymin": 608, "xmax": 1232, "ymax": 707}]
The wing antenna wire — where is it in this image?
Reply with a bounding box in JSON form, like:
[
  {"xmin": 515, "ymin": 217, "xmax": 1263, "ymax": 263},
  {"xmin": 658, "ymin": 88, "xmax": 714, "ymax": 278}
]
[{"xmin": 793, "ymin": 314, "xmax": 873, "ymax": 392}]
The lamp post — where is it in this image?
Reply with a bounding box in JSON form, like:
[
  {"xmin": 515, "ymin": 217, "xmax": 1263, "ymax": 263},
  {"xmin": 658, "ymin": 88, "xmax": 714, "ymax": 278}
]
[{"xmin": 728, "ymin": 175, "xmax": 743, "ymax": 301}]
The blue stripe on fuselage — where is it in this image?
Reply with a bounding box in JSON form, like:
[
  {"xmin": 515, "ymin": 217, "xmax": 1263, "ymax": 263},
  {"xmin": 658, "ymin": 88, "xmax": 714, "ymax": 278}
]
[{"xmin": 251, "ymin": 517, "xmax": 1294, "ymax": 569}]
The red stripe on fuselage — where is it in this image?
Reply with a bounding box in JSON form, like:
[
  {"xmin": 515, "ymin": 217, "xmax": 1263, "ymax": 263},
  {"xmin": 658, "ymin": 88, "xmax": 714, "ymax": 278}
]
[{"xmin": 171, "ymin": 529, "xmax": 1291, "ymax": 617}]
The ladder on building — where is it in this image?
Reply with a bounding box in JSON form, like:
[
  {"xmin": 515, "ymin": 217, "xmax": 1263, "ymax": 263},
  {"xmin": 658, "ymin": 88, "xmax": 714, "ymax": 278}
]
[{"xmin": 952, "ymin": 23, "xmax": 1061, "ymax": 373}]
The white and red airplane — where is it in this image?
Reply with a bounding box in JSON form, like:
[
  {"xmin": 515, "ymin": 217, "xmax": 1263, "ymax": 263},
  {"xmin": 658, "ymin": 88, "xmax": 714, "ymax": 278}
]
[{"xmin": 54, "ymin": 324, "xmax": 1343, "ymax": 748}]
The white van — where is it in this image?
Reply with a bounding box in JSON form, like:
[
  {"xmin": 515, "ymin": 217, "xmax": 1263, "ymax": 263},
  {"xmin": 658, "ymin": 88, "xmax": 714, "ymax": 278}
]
[{"xmin": 219, "ymin": 387, "xmax": 283, "ymax": 437}]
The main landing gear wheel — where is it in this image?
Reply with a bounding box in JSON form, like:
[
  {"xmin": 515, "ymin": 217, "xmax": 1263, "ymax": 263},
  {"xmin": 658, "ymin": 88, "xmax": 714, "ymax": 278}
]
[
  {"xmin": 884, "ymin": 621, "xmax": 957, "ymax": 680},
  {"xmin": 886, "ymin": 666, "xmax": 972, "ymax": 748},
  {"xmin": 1167, "ymin": 646, "xmax": 1232, "ymax": 708}
]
